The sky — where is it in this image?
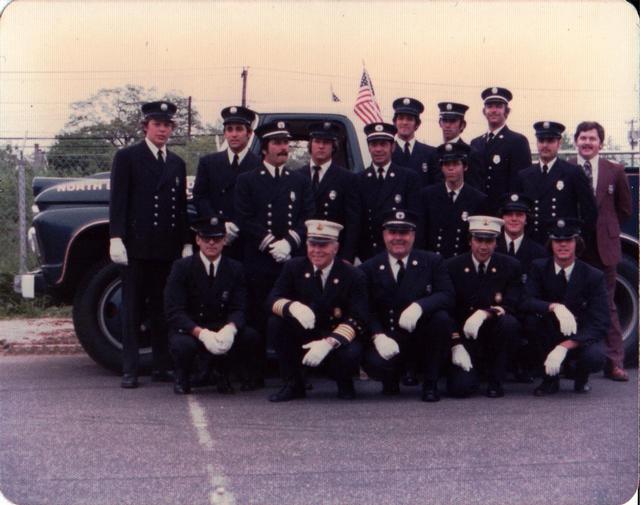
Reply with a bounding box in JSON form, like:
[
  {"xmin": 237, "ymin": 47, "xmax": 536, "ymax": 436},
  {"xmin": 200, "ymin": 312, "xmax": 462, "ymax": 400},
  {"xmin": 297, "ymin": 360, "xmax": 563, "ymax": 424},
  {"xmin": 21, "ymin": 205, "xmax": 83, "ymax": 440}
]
[{"xmin": 0, "ymin": 0, "xmax": 638, "ymax": 153}]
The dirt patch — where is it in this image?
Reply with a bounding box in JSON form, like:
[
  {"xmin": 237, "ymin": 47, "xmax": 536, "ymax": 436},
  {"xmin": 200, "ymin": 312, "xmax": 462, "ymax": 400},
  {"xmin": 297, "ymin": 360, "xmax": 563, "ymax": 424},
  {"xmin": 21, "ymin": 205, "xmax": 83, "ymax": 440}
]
[{"xmin": 0, "ymin": 318, "xmax": 84, "ymax": 355}]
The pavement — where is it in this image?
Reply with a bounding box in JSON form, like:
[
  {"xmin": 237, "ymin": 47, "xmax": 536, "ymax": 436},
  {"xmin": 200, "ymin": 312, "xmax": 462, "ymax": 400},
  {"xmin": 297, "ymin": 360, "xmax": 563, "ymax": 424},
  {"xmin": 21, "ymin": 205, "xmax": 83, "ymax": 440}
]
[{"xmin": 0, "ymin": 353, "xmax": 637, "ymax": 505}]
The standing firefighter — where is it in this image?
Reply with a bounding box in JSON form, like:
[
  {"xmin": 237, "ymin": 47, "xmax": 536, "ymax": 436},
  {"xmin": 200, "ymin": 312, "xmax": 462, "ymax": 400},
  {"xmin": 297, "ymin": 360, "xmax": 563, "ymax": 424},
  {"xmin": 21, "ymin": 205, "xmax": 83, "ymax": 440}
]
[{"xmin": 109, "ymin": 101, "xmax": 190, "ymax": 389}]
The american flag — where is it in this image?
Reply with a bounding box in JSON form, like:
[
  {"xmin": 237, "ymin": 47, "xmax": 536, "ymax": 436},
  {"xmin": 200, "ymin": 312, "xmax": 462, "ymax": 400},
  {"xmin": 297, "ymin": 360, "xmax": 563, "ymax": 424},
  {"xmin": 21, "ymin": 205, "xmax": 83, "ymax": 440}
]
[{"xmin": 353, "ymin": 69, "xmax": 383, "ymax": 124}]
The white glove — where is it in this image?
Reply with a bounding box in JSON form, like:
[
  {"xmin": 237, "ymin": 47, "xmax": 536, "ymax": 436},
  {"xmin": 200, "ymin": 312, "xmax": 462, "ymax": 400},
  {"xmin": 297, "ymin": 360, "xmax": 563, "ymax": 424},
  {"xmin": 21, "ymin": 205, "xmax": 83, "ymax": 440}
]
[
  {"xmin": 215, "ymin": 324, "xmax": 237, "ymax": 353},
  {"xmin": 289, "ymin": 301, "xmax": 316, "ymax": 330},
  {"xmin": 551, "ymin": 304, "xmax": 577, "ymax": 336},
  {"xmin": 301, "ymin": 339, "xmax": 333, "ymax": 367},
  {"xmin": 451, "ymin": 343, "xmax": 473, "ymax": 372},
  {"xmin": 399, "ymin": 303, "xmax": 423, "ymax": 332},
  {"xmin": 269, "ymin": 239, "xmax": 292, "ymax": 262},
  {"xmin": 463, "ymin": 309, "xmax": 489, "ymax": 340},
  {"xmin": 198, "ymin": 329, "xmax": 225, "ymax": 355},
  {"xmin": 544, "ymin": 344, "xmax": 568, "ymax": 376},
  {"xmin": 490, "ymin": 306, "xmax": 506, "ymax": 317},
  {"xmin": 109, "ymin": 238, "xmax": 128, "ymax": 265},
  {"xmin": 373, "ymin": 333, "xmax": 400, "ymax": 361},
  {"xmin": 225, "ymin": 221, "xmax": 240, "ymax": 245},
  {"xmin": 182, "ymin": 244, "xmax": 193, "ymax": 258}
]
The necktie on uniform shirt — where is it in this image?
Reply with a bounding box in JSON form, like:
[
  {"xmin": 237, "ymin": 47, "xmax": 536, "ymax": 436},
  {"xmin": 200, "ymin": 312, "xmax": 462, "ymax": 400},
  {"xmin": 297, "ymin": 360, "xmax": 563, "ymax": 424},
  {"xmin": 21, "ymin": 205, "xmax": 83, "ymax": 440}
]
[
  {"xmin": 231, "ymin": 153, "xmax": 239, "ymax": 170},
  {"xmin": 448, "ymin": 190, "xmax": 456, "ymax": 203},
  {"xmin": 158, "ymin": 150, "xmax": 165, "ymax": 164},
  {"xmin": 558, "ymin": 268, "xmax": 567, "ymax": 290},
  {"xmin": 312, "ymin": 165, "xmax": 321, "ymax": 191},
  {"xmin": 542, "ymin": 164, "xmax": 549, "ymax": 175},
  {"xmin": 403, "ymin": 142, "xmax": 411, "ymax": 161},
  {"xmin": 396, "ymin": 259, "xmax": 405, "ymax": 284},
  {"xmin": 508, "ymin": 241, "xmax": 515, "ymax": 256},
  {"xmin": 274, "ymin": 166, "xmax": 280, "ymax": 180},
  {"xmin": 487, "ymin": 132, "xmax": 495, "ymax": 143},
  {"xmin": 478, "ymin": 262, "xmax": 486, "ymax": 276},
  {"xmin": 377, "ymin": 166, "xmax": 384, "ymax": 182},
  {"xmin": 314, "ymin": 269, "xmax": 323, "ymax": 293},
  {"xmin": 208, "ymin": 263, "xmax": 215, "ymax": 286}
]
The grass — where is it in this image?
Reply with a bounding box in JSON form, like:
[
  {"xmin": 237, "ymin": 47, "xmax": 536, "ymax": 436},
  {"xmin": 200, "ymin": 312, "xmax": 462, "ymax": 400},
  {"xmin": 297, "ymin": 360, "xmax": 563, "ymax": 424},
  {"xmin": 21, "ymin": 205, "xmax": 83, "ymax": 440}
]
[{"xmin": 0, "ymin": 272, "xmax": 71, "ymax": 319}]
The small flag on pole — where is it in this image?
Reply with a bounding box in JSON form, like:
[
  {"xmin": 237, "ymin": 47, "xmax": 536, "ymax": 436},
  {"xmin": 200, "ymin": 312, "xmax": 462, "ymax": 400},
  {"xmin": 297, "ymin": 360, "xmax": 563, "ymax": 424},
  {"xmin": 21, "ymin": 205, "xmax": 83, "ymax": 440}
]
[{"xmin": 353, "ymin": 68, "xmax": 383, "ymax": 124}]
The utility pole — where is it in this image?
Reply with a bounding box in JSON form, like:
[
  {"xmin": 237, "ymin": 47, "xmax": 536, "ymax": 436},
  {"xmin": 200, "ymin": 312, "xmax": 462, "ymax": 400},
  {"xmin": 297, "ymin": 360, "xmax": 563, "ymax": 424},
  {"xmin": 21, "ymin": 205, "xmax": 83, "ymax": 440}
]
[
  {"xmin": 241, "ymin": 67, "xmax": 248, "ymax": 107},
  {"xmin": 187, "ymin": 96, "xmax": 192, "ymax": 140}
]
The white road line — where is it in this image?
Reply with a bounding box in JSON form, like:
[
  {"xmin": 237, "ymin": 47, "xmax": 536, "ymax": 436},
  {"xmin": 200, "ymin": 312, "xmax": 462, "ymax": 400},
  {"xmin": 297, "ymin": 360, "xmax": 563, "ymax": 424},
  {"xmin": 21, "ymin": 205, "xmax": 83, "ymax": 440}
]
[{"xmin": 187, "ymin": 396, "xmax": 237, "ymax": 505}]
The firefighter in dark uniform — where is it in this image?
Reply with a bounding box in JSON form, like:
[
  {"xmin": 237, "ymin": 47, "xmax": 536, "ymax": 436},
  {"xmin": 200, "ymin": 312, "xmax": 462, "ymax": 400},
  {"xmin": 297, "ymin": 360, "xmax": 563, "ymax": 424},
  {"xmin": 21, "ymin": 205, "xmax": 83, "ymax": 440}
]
[
  {"xmin": 445, "ymin": 215, "xmax": 523, "ymax": 398},
  {"xmin": 436, "ymin": 102, "xmax": 482, "ymax": 188},
  {"xmin": 234, "ymin": 121, "xmax": 314, "ymax": 381},
  {"xmin": 496, "ymin": 193, "xmax": 548, "ymax": 272},
  {"xmin": 470, "ymin": 87, "xmax": 532, "ymax": 214},
  {"xmin": 521, "ymin": 218, "xmax": 608, "ymax": 395},
  {"xmin": 419, "ymin": 142, "xmax": 487, "ymax": 258},
  {"xmin": 192, "ymin": 105, "xmax": 260, "ymax": 260},
  {"xmin": 355, "ymin": 122, "xmax": 421, "ymax": 262},
  {"xmin": 301, "ymin": 121, "xmax": 360, "ymax": 262},
  {"xmin": 164, "ymin": 217, "xmax": 260, "ymax": 394},
  {"xmin": 267, "ymin": 220, "xmax": 367, "ymax": 401},
  {"xmin": 109, "ymin": 101, "xmax": 191, "ymax": 389},
  {"xmin": 496, "ymin": 192, "xmax": 548, "ymax": 382},
  {"xmin": 360, "ymin": 210, "xmax": 454, "ymax": 401},
  {"xmin": 514, "ymin": 121, "xmax": 597, "ymax": 244},
  {"xmin": 391, "ymin": 97, "xmax": 439, "ymax": 187}
]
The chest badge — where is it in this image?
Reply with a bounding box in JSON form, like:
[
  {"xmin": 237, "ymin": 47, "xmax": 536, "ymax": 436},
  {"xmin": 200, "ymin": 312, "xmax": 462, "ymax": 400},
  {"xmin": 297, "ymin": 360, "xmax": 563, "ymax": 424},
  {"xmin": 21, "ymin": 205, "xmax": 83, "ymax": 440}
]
[
  {"xmin": 556, "ymin": 180, "xmax": 564, "ymax": 191},
  {"xmin": 426, "ymin": 284, "xmax": 432, "ymax": 294},
  {"xmin": 422, "ymin": 162, "xmax": 428, "ymax": 173},
  {"xmin": 461, "ymin": 211, "xmax": 469, "ymax": 221},
  {"xmin": 492, "ymin": 154, "xmax": 501, "ymax": 164},
  {"xmin": 290, "ymin": 191, "xmax": 296, "ymax": 201},
  {"xmin": 329, "ymin": 190, "xmax": 337, "ymax": 200},
  {"xmin": 607, "ymin": 184, "xmax": 614, "ymax": 195},
  {"xmin": 221, "ymin": 291, "xmax": 230, "ymax": 301},
  {"xmin": 394, "ymin": 194, "xmax": 402, "ymax": 204}
]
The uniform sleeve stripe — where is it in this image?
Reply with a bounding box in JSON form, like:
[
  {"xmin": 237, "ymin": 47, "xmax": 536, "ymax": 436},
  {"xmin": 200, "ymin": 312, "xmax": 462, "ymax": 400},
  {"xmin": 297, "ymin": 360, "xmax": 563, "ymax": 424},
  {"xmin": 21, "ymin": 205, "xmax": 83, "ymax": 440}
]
[
  {"xmin": 288, "ymin": 230, "xmax": 301, "ymax": 247},
  {"xmin": 260, "ymin": 234, "xmax": 276, "ymax": 251},
  {"xmin": 272, "ymin": 298, "xmax": 291, "ymax": 317},
  {"xmin": 332, "ymin": 323, "xmax": 355, "ymax": 343}
]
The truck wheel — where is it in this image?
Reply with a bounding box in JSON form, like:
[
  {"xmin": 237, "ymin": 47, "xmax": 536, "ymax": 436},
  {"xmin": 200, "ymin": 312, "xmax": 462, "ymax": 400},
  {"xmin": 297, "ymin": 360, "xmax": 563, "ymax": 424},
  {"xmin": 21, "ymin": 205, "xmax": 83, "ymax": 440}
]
[
  {"xmin": 72, "ymin": 260, "xmax": 153, "ymax": 373},
  {"xmin": 616, "ymin": 254, "xmax": 639, "ymax": 367}
]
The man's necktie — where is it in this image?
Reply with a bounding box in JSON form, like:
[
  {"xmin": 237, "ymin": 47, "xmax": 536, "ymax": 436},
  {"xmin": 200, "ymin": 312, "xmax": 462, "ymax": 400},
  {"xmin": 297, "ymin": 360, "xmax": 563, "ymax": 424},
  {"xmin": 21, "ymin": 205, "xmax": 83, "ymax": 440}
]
[
  {"xmin": 231, "ymin": 153, "xmax": 239, "ymax": 170},
  {"xmin": 558, "ymin": 268, "xmax": 567, "ymax": 288},
  {"xmin": 208, "ymin": 263, "xmax": 215, "ymax": 286},
  {"xmin": 403, "ymin": 142, "xmax": 410, "ymax": 159},
  {"xmin": 448, "ymin": 190, "xmax": 456, "ymax": 203},
  {"xmin": 487, "ymin": 132, "xmax": 495, "ymax": 143},
  {"xmin": 396, "ymin": 260, "xmax": 405, "ymax": 284},
  {"xmin": 158, "ymin": 151, "xmax": 165, "ymax": 164},
  {"xmin": 377, "ymin": 166, "xmax": 384, "ymax": 182},
  {"xmin": 275, "ymin": 166, "xmax": 280, "ymax": 180},
  {"xmin": 542, "ymin": 164, "xmax": 549, "ymax": 175},
  {"xmin": 314, "ymin": 269, "xmax": 323, "ymax": 293},
  {"xmin": 508, "ymin": 241, "xmax": 515, "ymax": 256},
  {"xmin": 583, "ymin": 160, "xmax": 594, "ymax": 192},
  {"xmin": 478, "ymin": 262, "xmax": 486, "ymax": 276},
  {"xmin": 312, "ymin": 165, "xmax": 321, "ymax": 190}
]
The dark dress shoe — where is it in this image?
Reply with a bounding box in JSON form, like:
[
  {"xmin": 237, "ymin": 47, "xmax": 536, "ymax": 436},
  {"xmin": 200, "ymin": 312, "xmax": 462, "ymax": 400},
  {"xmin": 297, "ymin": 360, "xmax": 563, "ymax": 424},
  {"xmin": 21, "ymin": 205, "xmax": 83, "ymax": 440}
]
[
  {"xmin": 573, "ymin": 372, "xmax": 591, "ymax": 393},
  {"xmin": 216, "ymin": 375, "xmax": 235, "ymax": 395},
  {"xmin": 605, "ymin": 366, "xmax": 629, "ymax": 382},
  {"xmin": 534, "ymin": 376, "xmax": 559, "ymax": 396},
  {"xmin": 337, "ymin": 380, "xmax": 356, "ymax": 400},
  {"xmin": 121, "ymin": 374, "xmax": 138, "ymax": 389},
  {"xmin": 421, "ymin": 384, "xmax": 440, "ymax": 402},
  {"xmin": 486, "ymin": 382, "xmax": 504, "ymax": 398},
  {"xmin": 382, "ymin": 380, "xmax": 400, "ymax": 395},
  {"xmin": 269, "ymin": 382, "xmax": 306, "ymax": 402},
  {"xmin": 401, "ymin": 372, "xmax": 419, "ymax": 387},
  {"xmin": 173, "ymin": 381, "xmax": 191, "ymax": 395},
  {"xmin": 151, "ymin": 370, "xmax": 175, "ymax": 383}
]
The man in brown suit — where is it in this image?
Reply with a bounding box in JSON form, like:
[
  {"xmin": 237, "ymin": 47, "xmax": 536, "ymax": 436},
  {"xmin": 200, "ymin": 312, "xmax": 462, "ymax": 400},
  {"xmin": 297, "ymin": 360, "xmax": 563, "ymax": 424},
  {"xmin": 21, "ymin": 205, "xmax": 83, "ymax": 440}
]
[{"xmin": 571, "ymin": 121, "xmax": 632, "ymax": 381}]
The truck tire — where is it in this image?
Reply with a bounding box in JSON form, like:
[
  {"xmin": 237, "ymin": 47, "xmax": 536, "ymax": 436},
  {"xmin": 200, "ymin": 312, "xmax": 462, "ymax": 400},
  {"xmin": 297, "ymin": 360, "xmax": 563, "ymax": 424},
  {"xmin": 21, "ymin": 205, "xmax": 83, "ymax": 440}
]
[
  {"xmin": 616, "ymin": 254, "xmax": 639, "ymax": 367},
  {"xmin": 72, "ymin": 260, "xmax": 153, "ymax": 373}
]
